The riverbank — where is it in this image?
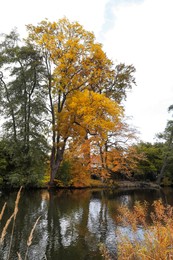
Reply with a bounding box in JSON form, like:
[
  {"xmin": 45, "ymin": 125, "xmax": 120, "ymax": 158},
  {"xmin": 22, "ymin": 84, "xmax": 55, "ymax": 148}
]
[
  {"xmin": 0, "ymin": 179, "xmax": 161, "ymax": 191},
  {"xmin": 45, "ymin": 179, "xmax": 161, "ymax": 190},
  {"xmin": 116, "ymin": 180, "xmax": 160, "ymax": 189}
]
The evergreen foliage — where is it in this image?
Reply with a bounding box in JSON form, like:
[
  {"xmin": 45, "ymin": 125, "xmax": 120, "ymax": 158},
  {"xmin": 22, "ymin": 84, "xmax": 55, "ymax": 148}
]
[{"xmin": 0, "ymin": 30, "xmax": 49, "ymax": 187}]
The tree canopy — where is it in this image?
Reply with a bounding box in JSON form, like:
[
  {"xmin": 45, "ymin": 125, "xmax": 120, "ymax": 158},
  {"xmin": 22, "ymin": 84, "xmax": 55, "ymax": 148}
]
[
  {"xmin": 25, "ymin": 17, "xmax": 136, "ymax": 186},
  {"xmin": 0, "ymin": 18, "xmax": 139, "ymax": 187},
  {"xmin": 0, "ymin": 30, "xmax": 48, "ymax": 187}
]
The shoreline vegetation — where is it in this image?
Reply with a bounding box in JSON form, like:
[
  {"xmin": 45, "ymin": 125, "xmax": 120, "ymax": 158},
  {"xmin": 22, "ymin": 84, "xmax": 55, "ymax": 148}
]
[
  {"xmin": 100, "ymin": 199, "xmax": 173, "ymax": 260},
  {"xmin": 0, "ymin": 180, "xmax": 161, "ymax": 192},
  {"xmin": 45, "ymin": 178, "xmax": 161, "ymax": 190},
  {"xmin": 45, "ymin": 180, "xmax": 161, "ymax": 190}
]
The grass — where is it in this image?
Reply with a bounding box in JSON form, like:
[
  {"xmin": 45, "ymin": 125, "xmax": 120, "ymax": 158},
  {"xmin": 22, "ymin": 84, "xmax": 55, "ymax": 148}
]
[
  {"xmin": 101, "ymin": 199, "xmax": 173, "ymax": 259},
  {"xmin": 0, "ymin": 187, "xmax": 41, "ymax": 260}
]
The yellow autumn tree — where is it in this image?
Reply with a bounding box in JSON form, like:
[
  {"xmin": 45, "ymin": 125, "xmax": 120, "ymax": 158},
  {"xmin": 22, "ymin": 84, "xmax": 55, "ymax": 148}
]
[
  {"xmin": 58, "ymin": 89, "xmax": 123, "ymax": 186},
  {"xmin": 26, "ymin": 18, "xmax": 131, "ymax": 186},
  {"xmin": 88, "ymin": 117, "xmax": 140, "ymax": 181},
  {"xmin": 27, "ymin": 18, "xmax": 123, "ymax": 184}
]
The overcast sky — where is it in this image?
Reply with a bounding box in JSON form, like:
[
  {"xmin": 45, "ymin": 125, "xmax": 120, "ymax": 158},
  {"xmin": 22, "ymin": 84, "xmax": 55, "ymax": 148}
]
[{"xmin": 1, "ymin": 0, "xmax": 173, "ymax": 142}]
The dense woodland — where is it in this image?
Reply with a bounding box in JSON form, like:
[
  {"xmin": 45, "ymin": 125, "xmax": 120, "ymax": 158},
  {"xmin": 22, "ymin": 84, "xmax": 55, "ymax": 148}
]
[{"xmin": 0, "ymin": 18, "xmax": 172, "ymax": 189}]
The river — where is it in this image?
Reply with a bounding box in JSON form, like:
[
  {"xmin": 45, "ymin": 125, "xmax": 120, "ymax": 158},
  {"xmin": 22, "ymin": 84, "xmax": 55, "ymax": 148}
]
[{"xmin": 0, "ymin": 187, "xmax": 172, "ymax": 260}]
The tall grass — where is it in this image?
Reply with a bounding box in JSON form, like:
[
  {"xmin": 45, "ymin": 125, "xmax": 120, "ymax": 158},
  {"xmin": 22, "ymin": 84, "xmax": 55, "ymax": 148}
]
[
  {"xmin": 0, "ymin": 202, "xmax": 7, "ymax": 221},
  {"xmin": 24, "ymin": 216, "xmax": 41, "ymax": 260},
  {"xmin": 0, "ymin": 187, "xmax": 41, "ymax": 260},
  {"xmin": 101, "ymin": 199, "xmax": 173, "ymax": 259}
]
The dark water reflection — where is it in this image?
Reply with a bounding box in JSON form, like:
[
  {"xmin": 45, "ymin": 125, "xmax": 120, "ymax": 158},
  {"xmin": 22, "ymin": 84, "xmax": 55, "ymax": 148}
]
[{"xmin": 0, "ymin": 187, "xmax": 172, "ymax": 260}]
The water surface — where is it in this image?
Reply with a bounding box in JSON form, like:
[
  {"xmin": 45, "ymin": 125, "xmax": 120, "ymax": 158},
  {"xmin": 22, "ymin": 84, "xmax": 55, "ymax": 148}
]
[{"xmin": 0, "ymin": 187, "xmax": 172, "ymax": 260}]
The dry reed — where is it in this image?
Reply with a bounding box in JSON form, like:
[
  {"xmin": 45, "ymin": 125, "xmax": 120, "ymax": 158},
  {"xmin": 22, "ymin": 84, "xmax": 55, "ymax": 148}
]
[
  {"xmin": 24, "ymin": 216, "xmax": 41, "ymax": 260},
  {"xmin": 0, "ymin": 187, "xmax": 42, "ymax": 259},
  {"xmin": 17, "ymin": 252, "xmax": 22, "ymax": 260},
  {"xmin": 7, "ymin": 186, "xmax": 22, "ymax": 260},
  {"xmin": 14, "ymin": 186, "xmax": 22, "ymax": 220},
  {"xmin": 0, "ymin": 186, "xmax": 22, "ymax": 260},
  {"xmin": 0, "ymin": 202, "xmax": 7, "ymax": 221},
  {"xmin": 116, "ymin": 200, "xmax": 173, "ymax": 259},
  {"xmin": 0, "ymin": 212, "xmax": 15, "ymax": 244}
]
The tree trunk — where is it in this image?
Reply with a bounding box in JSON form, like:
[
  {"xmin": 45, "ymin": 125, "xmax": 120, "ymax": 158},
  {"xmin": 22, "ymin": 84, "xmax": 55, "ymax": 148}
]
[
  {"xmin": 49, "ymin": 160, "xmax": 61, "ymax": 187},
  {"xmin": 156, "ymin": 155, "xmax": 168, "ymax": 185},
  {"xmin": 49, "ymin": 137, "xmax": 68, "ymax": 187}
]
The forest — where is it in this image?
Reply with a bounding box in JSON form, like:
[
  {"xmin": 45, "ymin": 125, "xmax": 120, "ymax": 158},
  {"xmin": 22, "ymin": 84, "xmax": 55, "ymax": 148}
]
[{"xmin": 0, "ymin": 17, "xmax": 172, "ymax": 189}]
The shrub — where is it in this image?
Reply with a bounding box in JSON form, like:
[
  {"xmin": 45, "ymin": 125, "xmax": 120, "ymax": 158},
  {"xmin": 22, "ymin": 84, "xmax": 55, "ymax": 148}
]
[
  {"xmin": 102, "ymin": 200, "xmax": 173, "ymax": 259},
  {"xmin": 118, "ymin": 200, "xmax": 173, "ymax": 259}
]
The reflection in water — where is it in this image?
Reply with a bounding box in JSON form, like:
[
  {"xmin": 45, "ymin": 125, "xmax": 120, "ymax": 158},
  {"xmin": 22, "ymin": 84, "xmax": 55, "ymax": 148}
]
[
  {"xmin": 59, "ymin": 208, "xmax": 83, "ymax": 247},
  {"xmin": 0, "ymin": 187, "xmax": 172, "ymax": 259},
  {"xmin": 117, "ymin": 194, "xmax": 133, "ymax": 208},
  {"xmin": 88, "ymin": 199, "xmax": 101, "ymax": 233}
]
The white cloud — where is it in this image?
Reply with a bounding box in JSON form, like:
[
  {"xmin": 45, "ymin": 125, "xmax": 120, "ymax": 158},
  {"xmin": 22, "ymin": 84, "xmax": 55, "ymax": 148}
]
[
  {"xmin": 102, "ymin": 0, "xmax": 173, "ymax": 142},
  {"xmin": 1, "ymin": 0, "xmax": 107, "ymax": 38}
]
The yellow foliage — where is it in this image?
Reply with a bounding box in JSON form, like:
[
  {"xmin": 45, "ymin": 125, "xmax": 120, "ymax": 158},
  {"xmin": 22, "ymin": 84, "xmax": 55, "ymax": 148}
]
[
  {"xmin": 26, "ymin": 17, "xmax": 136, "ymax": 184},
  {"xmin": 26, "ymin": 17, "xmax": 114, "ymax": 96},
  {"xmin": 114, "ymin": 200, "xmax": 173, "ymax": 260},
  {"xmin": 26, "ymin": 17, "xmax": 122, "ymax": 143},
  {"xmin": 105, "ymin": 146, "xmax": 145, "ymax": 176},
  {"xmin": 68, "ymin": 158, "xmax": 91, "ymax": 188},
  {"xmin": 55, "ymin": 89, "xmax": 122, "ymax": 140}
]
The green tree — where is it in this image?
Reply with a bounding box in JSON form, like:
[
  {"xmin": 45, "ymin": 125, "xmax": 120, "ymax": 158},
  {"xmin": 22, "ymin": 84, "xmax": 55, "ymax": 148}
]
[
  {"xmin": 0, "ymin": 30, "xmax": 48, "ymax": 187},
  {"xmin": 156, "ymin": 105, "xmax": 173, "ymax": 184},
  {"xmin": 0, "ymin": 139, "xmax": 8, "ymax": 185},
  {"xmin": 134, "ymin": 142, "xmax": 163, "ymax": 181}
]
